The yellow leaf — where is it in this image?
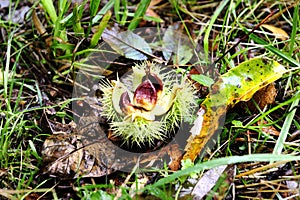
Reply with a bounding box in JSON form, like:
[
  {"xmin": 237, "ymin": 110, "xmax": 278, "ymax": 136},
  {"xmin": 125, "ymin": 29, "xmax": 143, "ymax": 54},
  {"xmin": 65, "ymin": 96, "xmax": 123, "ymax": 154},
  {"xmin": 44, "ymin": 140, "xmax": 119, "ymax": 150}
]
[
  {"xmin": 261, "ymin": 24, "xmax": 289, "ymax": 41},
  {"xmin": 183, "ymin": 58, "xmax": 286, "ymax": 162}
]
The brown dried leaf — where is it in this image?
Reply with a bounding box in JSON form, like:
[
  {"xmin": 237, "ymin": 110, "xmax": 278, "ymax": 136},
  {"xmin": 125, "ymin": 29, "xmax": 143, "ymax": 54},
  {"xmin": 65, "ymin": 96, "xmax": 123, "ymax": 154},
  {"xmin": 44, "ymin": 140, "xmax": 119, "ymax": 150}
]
[
  {"xmin": 146, "ymin": 0, "xmax": 164, "ymax": 21},
  {"xmin": 41, "ymin": 111, "xmax": 172, "ymax": 178},
  {"xmin": 261, "ymin": 24, "xmax": 289, "ymax": 40},
  {"xmin": 41, "ymin": 114, "xmax": 120, "ymax": 178},
  {"xmin": 32, "ymin": 10, "xmax": 47, "ymax": 35},
  {"xmin": 258, "ymin": 121, "xmax": 280, "ymax": 136},
  {"xmin": 24, "ymin": 193, "xmax": 41, "ymax": 200},
  {"xmin": 167, "ymin": 144, "xmax": 183, "ymax": 171},
  {"xmin": 246, "ymin": 82, "xmax": 277, "ymax": 112}
]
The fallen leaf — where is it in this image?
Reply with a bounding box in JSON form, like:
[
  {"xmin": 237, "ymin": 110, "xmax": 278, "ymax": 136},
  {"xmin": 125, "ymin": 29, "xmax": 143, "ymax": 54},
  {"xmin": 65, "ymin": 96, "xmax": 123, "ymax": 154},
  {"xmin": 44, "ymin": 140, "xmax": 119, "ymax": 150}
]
[
  {"xmin": 32, "ymin": 9, "xmax": 47, "ymax": 35},
  {"xmin": 183, "ymin": 58, "xmax": 286, "ymax": 163},
  {"xmin": 168, "ymin": 144, "xmax": 183, "ymax": 171},
  {"xmin": 4, "ymin": 5, "xmax": 30, "ymax": 23},
  {"xmin": 245, "ymin": 82, "xmax": 277, "ymax": 112},
  {"xmin": 162, "ymin": 24, "xmax": 194, "ymax": 65},
  {"xmin": 191, "ymin": 74, "xmax": 215, "ymax": 87},
  {"xmin": 258, "ymin": 120, "xmax": 280, "ymax": 136},
  {"xmin": 191, "ymin": 165, "xmax": 228, "ymax": 199},
  {"xmin": 102, "ymin": 28, "xmax": 152, "ymax": 60},
  {"xmin": 0, "ymin": 0, "xmax": 9, "ymax": 8},
  {"xmin": 24, "ymin": 193, "xmax": 41, "ymax": 200},
  {"xmin": 261, "ymin": 24, "xmax": 289, "ymax": 40}
]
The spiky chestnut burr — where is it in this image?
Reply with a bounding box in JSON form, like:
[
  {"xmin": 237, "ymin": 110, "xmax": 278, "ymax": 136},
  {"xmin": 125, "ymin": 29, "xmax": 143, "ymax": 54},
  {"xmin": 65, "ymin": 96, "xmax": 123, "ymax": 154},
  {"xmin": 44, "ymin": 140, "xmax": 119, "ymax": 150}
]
[{"xmin": 99, "ymin": 62, "xmax": 197, "ymax": 147}]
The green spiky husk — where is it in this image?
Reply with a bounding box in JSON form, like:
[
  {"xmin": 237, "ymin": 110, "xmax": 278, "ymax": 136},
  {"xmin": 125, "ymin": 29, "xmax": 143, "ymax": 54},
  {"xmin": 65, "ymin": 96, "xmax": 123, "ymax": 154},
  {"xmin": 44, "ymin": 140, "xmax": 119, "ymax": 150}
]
[
  {"xmin": 98, "ymin": 62, "xmax": 197, "ymax": 147},
  {"xmin": 98, "ymin": 80, "xmax": 120, "ymax": 121},
  {"xmin": 110, "ymin": 118, "xmax": 166, "ymax": 147},
  {"xmin": 163, "ymin": 80, "xmax": 197, "ymax": 131}
]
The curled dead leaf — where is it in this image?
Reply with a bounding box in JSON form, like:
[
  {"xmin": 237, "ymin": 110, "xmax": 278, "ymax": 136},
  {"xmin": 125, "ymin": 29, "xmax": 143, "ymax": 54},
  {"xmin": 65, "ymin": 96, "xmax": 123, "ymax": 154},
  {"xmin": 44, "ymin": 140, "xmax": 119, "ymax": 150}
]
[
  {"xmin": 246, "ymin": 82, "xmax": 277, "ymax": 112},
  {"xmin": 32, "ymin": 10, "xmax": 47, "ymax": 35}
]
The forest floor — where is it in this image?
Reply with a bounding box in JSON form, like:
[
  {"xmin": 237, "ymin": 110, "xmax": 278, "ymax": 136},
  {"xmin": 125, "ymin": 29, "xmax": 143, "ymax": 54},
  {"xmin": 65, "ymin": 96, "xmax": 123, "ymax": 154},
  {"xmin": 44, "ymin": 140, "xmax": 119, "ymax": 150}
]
[{"xmin": 0, "ymin": 0, "xmax": 300, "ymax": 199}]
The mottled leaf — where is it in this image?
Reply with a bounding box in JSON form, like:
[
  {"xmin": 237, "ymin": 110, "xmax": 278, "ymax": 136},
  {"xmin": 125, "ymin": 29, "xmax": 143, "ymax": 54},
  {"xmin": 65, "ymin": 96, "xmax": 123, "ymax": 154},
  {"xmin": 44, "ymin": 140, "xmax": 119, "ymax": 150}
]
[{"xmin": 183, "ymin": 58, "xmax": 286, "ymax": 162}]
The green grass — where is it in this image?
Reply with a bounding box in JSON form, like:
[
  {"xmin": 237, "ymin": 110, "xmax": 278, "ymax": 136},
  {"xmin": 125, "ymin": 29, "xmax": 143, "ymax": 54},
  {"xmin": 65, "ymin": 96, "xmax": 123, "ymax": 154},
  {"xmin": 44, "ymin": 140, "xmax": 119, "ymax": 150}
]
[
  {"xmin": 1, "ymin": 0, "xmax": 300, "ymax": 199},
  {"xmin": 273, "ymin": 91, "xmax": 300, "ymax": 155},
  {"xmin": 0, "ymin": 30, "xmax": 45, "ymax": 199}
]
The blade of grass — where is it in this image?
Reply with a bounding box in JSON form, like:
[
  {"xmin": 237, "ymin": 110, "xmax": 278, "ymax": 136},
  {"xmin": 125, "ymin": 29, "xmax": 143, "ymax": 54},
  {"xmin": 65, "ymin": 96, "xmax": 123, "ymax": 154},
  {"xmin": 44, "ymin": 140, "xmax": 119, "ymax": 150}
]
[
  {"xmin": 90, "ymin": 0, "xmax": 101, "ymax": 17},
  {"xmin": 114, "ymin": 0, "xmax": 120, "ymax": 22},
  {"xmin": 12, "ymin": 79, "xmax": 25, "ymax": 113},
  {"xmin": 78, "ymin": 0, "xmax": 88, "ymax": 17},
  {"xmin": 171, "ymin": 1, "xmax": 195, "ymax": 48},
  {"xmin": 51, "ymin": 43, "xmax": 74, "ymax": 51},
  {"xmin": 56, "ymin": 0, "xmax": 69, "ymax": 42},
  {"xmin": 87, "ymin": 0, "xmax": 101, "ymax": 36},
  {"xmin": 215, "ymin": 8, "xmax": 279, "ymax": 64},
  {"xmin": 273, "ymin": 91, "xmax": 300, "ymax": 155},
  {"xmin": 50, "ymin": 0, "xmax": 69, "ymax": 55},
  {"xmin": 120, "ymin": 0, "xmax": 128, "ymax": 25},
  {"xmin": 72, "ymin": 3, "xmax": 84, "ymax": 36},
  {"xmin": 28, "ymin": 140, "xmax": 43, "ymax": 165},
  {"xmin": 40, "ymin": 0, "xmax": 58, "ymax": 23},
  {"xmin": 249, "ymin": 33, "xmax": 300, "ymax": 67},
  {"xmin": 247, "ymin": 95, "xmax": 298, "ymax": 126},
  {"xmin": 289, "ymin": 3, "xmax": 298, "ymax": 56},
  {"xmin": 58, "ymin": 0, "xmax": 70, "ymax": 18},
  {"xmin": 90, "ymin": 10, "xmax": 112, "ymax": 47},
  {"xmin": 144, "ymin": 154, "xmax": 300, "ymax": 190},
  {"xmin": 20, "ymin": 180, "xmax": 49, "ymax": 200},
  {"xmin": 35, "ymin": 81, "xmax": 43, "ymax": 107},
  {"xmin": 128, "ymin": 0, "xmax": 151, "ymax": 30},
  {"xmin": 203, "ymin": 0, "xmax": 230, "ymax": 61},
  {"xmin": 92, "ymin": 0, "xmax": 114, "ymax": 24},
  {"xmin": 4, "ymin": 31, "xmax": 13, "ymax": 104}
]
